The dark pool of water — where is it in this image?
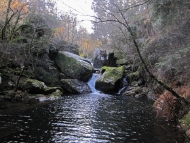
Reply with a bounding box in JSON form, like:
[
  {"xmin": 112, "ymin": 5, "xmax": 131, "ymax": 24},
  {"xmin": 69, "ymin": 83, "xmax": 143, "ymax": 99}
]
[{"xmin": 0, "ymin": 93, "xmax": 185, "ymax": 143}]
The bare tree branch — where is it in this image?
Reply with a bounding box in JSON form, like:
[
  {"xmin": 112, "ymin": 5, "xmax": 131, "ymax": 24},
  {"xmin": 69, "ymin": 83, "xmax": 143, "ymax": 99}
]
[
  {"xmin": 92, "ymin": 0, "xmax": 189, "ymax": 105},
  {"xmin": 121, "ymin": 0, "xmax": 150, "ymax": 13}
]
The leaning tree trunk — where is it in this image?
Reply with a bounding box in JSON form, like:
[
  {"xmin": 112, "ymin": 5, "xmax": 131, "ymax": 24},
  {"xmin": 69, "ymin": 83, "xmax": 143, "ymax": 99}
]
[{"xmin": 118, "ymin": 10, "xmax": 189, "ymax": 105}]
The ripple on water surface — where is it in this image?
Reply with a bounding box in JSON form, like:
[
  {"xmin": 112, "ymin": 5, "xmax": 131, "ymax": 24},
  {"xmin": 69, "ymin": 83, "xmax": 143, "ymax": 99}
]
[{"xmin": 0, "ymin": 93, "xmax": 185, "ymax": 143}]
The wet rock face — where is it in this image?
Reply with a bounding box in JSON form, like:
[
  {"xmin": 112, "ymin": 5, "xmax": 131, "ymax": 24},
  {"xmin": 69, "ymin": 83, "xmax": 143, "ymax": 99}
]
[
  {"xmin": 55, "ymin": 51, "xmax": 94, "ymax": 82},
  {"xmin": 95, "ymin": 66, "xmax": 124, "ymax": 93},
  {"xmin": 60, "ymin": 79, "xmax": 91, "ymax": 94}
]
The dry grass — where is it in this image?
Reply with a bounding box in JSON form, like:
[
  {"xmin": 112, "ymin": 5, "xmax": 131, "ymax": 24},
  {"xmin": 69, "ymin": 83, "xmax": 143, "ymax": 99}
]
[{"xmin": 153, "ymin": 85, "xmax": 190, "ymax": 121}]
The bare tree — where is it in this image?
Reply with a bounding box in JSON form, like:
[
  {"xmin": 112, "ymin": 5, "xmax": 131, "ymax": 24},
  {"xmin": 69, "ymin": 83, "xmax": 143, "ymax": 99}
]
[{"xmin": 92, "ymin": 0, "xmax": 189, "ymax": 105}]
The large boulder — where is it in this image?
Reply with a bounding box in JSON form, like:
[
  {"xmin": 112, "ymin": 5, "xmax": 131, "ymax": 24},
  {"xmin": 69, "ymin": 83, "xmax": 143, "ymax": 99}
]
[
  {"xmin": 44, "ymin": 87, "xmax": 63, "ymax": 95},
  {"xmin": 55, "ymin": 51, "xmax": 93, "ymax": 82},
  {"xmin": 61, "ymin": 79, "xmax": 91, "ymax": 94},
  {"xmin": 23, "ymin": 79, "xmax": 63, "ymax": 96},
  {"xmin": 34, "ymin": 66, "xmax": 60, "ymax": 86},
  {"xmin": 95, "ymin": 66, "xmax": 124, "ymax": 93},
  {"xmin": 23, "ymin": 79, "xmax": 47, "ymax": 94},
  {"xmin": 128, "ymin": 71, "xmax": 140, "ymax": 83},
  {"xmin": 32, "ymin": 54, "xmax": 61, "ymax": 86}
]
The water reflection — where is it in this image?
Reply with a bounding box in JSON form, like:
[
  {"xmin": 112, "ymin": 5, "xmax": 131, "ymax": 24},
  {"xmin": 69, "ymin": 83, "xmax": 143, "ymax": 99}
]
[{"xmin": 0, "ymin": 93, "xmax": 185, "ymax": 143}]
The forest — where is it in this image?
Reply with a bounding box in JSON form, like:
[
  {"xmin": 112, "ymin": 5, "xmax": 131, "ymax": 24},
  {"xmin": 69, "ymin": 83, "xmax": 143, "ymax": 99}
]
[{"xmin": 0, "ymin": 0, "xmax": 190, "ymax": 142}]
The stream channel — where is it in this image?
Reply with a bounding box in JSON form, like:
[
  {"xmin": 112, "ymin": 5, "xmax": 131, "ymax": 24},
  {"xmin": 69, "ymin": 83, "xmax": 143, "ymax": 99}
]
[{"xmin": 0, "ymin": 74, "xmax": 186, "ymax": 143}]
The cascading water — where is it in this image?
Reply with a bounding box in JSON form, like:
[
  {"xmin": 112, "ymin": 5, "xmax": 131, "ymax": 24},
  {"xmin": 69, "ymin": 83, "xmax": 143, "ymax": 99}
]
[
  {"xmin": 88, "ymin": 73, "xmax": 129, "ymax": 95},
  {"xmin": 87, "ymin": 73, "xmax": 100, "ymax": 93},
  {"xmin": 117, "ymin": 76, "xmax": 128, "ymax": 95},
  {"xmin": 117, "ymin": 86, "xmax": 127, "ymax": 95}
]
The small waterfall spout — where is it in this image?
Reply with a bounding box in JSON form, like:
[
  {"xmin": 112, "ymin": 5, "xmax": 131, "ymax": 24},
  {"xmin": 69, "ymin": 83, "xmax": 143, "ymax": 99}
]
[
  {"xmin": 88, "ymin": 73, "xmax": 100, "ymax": 93},
  {"xmin": 117, "ymin": 87, "xmax": 127, "ymax": 95},
  {"xmin": 117, "ymin": 77, "xmax": 128, "ymax": 95}
]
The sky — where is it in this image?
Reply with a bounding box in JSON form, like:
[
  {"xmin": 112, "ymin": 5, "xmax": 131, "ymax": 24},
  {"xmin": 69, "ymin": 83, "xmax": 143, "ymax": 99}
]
[{"xmin": 56, "ymin": 0, "xmax": 94, "ymax": 33}]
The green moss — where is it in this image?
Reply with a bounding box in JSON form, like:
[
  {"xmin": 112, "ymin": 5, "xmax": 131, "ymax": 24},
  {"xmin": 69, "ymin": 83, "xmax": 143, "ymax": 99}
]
[
  {"xmin": 27, "ymin": 79, "xmax": 43, "ymax": 86},
  {"xmin": 101, "ymin": 66, "xmax": 124, "ymax": 72},
  {"xmin": 24, "ymin": 79, "xmax": 46, "ymax": 90},
  {"xmin": 44, "ymin": 87, "xmax": 62, "ymax": 95},
  {"xmin": 50, "ymin": 89, "xmax": 63, "ymax": 97},
  {"xmin": 55, "ymin": 51, "xmax": 93, "ymax": 81},
  {"xmin": 101, "ymin": 66, "xmax": 124, "ymax": 77},
  {"xmin": 58, "ymin": 53, "xmax": 80, "ymax": 75},
  {"xmin": 56, "ymin": 52, "xmax": 77, "ymax": 72},
  {"xmin": 128, "ymin": 71, "xmax": 140, "ymax": 81},
  {"xmin": 99, "ymin": 66, "xmax": 124, "ymax": 84},
  {"xmin": 179, "ymin": 111, "xmax": 190, "ymax": 130}
]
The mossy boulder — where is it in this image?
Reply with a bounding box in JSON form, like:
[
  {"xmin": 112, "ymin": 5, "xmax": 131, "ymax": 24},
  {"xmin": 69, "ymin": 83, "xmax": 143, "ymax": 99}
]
[
  {"xmin": 55, "ymin": 51, "xmax": 93, "ymax": 82},
  {"xmin": 60, "ymin": 79, "xmax": 91, "ymax": 94},
  {"xmin": 49, "ymin": 89, "xmax": 63, "ymax": 97},
  {"xmin": 23, "ymin": 79, "xmax": 47, "ymax": 94},
  {"xmin": 95, "ymin": 66, "xmax": 124, "ymax": 93},
  {"xmin": 128, "ymin": 71, "xmax": 140, "ymax": 83},
  {"xmin": 44, "ymin": 87, "xmax": 62, "ymax": 95},
  {"xmin": 23, "ymin": 79, "xmax": 63, "ymax": 96}
]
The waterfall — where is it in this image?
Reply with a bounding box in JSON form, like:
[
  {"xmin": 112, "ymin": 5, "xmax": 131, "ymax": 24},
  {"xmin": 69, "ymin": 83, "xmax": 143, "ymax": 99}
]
[
  {"xmin": 87, "ymin": 73, "xmax": 100, "ymax": 93},
  {"xmin": 117, "ymin": 77, "xmax": 128, "ymax": 95},
  {"xmin": 117, "ymin": 87, "xmax": 127, "ymax": 95}
]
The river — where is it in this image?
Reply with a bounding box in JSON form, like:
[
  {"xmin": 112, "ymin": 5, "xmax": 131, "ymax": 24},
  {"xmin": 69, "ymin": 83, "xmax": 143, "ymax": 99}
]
[{"xmin": 0, "ymin": 93, "xmax": 185, "ymax": 143}]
